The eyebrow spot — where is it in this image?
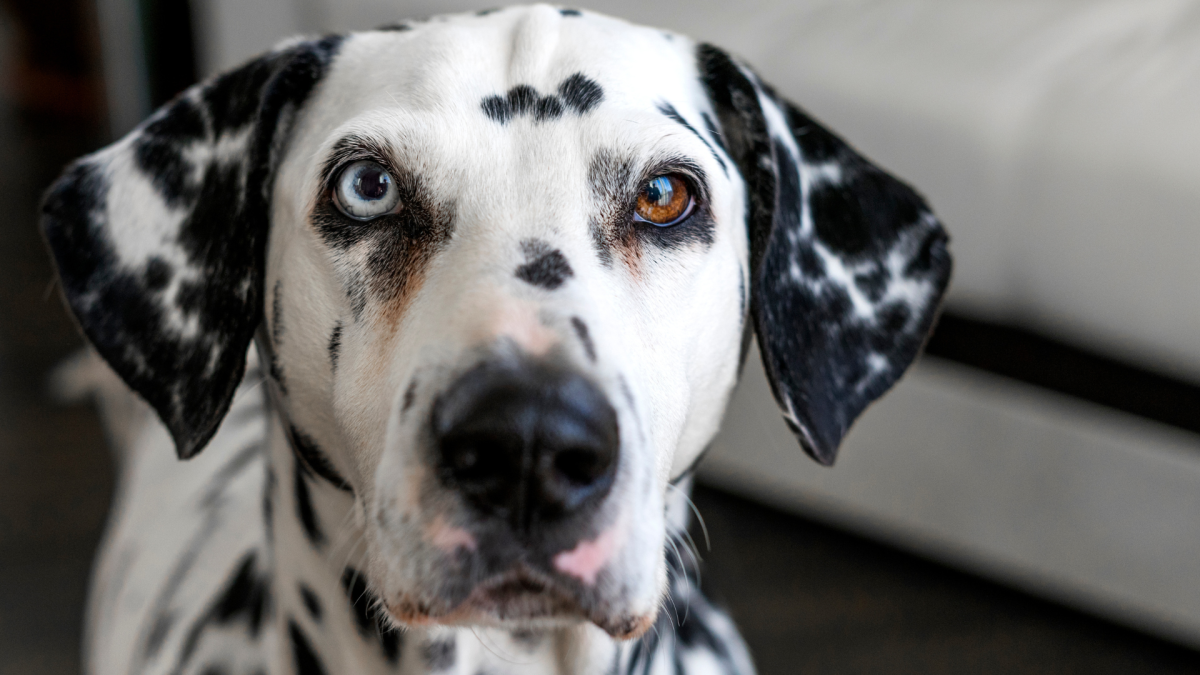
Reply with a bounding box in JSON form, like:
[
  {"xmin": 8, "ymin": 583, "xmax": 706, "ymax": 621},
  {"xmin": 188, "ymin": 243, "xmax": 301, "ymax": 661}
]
[
  {"xmin": 558, "ymin": 73, "xmax": 603, "ymax": 114},
  {"xmin": 481, "ymin": 73, "xmax": 604, "ymax": 124},
  {"xmin": 516, "ymin": 239, "xmax": 574, "ymax": 290}
]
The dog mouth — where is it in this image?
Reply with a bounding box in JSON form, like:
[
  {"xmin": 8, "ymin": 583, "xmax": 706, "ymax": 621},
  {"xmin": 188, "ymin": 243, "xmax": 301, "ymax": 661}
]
[{"xmin": 382, "ymin": 566, "xmax": 654, "ymax": 639}]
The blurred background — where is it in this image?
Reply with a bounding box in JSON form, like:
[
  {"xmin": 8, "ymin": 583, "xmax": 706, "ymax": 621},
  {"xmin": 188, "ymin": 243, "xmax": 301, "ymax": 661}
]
[{"xmin": 2, "ymin": 0, "xmax": 1199, "ymax": 673}]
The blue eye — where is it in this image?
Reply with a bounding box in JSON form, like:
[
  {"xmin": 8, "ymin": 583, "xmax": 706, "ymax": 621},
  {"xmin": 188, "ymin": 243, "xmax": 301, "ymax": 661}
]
[
  {"xmin": 334, "ymin": 161, "xmax": 401, "ymax": 220},
  {"xmin": 634, "ymin": 174, "xmax": 692, "ymax": 226}
]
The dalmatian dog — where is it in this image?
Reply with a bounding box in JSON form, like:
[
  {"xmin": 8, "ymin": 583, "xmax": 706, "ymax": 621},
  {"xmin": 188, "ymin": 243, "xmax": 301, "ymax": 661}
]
[{"xmin": 42, "ymin": 5, "xmax": 950, "ymax": 674}]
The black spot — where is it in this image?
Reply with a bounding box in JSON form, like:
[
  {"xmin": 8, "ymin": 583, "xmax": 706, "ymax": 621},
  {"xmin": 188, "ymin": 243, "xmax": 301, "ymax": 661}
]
[
  {"xmin": 796, "ymin": 245, "xmax": 825, "ymax": 278},
  {"xmin": 328, "ymin": 322, "xmax": 342, "ymax": 371},
  {"xmin": 294, "ymin": 460, "xmax": 323, "ymax": 546},
  {"xmin": 810, "ymin": 182, "xmax": 871, "ymax": 255},
  {"xmin": 481, "ymin": 95, "xmax": 510, "ymax": 123},
  {"xmin": 288, "ymin": 426, "xmax": 353, "ymax": 493},
  {"xmin": 171, "ymin": 552, "xmax": 272, "ymax": 671},
  {"xmin": 516, "ymin": 240, "xmax": 573, "ymax": 290},
  {"xmin": 559, "ymin": 8, "xmax": 582, "ymax": 16},
  {"xmin": 271, "ymin": 280, "xmax": 284, "ymax": 342},
  {"xmin": 558, "ymin": 73, "xmax": 603, "ymax": 113},
  {"xmin": 855, "ymin": 268, "xmax": 888, "ymax": 301},
  {"xmin": 144, "ymin": 257, "xmax": 173, "ymax": 292},
  {"xmin": 422, "ymin": 639, "xmax": 456, "ymax": 670},
  {"xmin": 618, "ymin": 375, "xmax": 635, "ymax": 411},
  {"xmin": 263, "ymin": 467, "xmax": 276, "ymax": 533},
  {"xmin": 341, "ymin": 567, "xmax": 403, "ymax": 663},
  {"xmin": 289, "ymin": 620, "xmax": 329, "ymax": 675},
  {"xmin": 507, "ymin": 85, "xmax": 539, "ymax": 117},
  {"xmin": 213, "ymin": 554, "xmax": 270, "ymax": 632},
  {"xmin": 535, "ymin": 95, "xmax": 564, "ymax": 121},
  {"xmin": 570, "ymin": 317, "xmax": 596, "ymax": 362},
  {"xmin": 144, "ymin": 612, "xmax": 175, "ymax": 657},
  {"xmin": 299, "ymin": 584, "xmax": 323, "ymax": 622},
  {"xmin": 268, "ymin": 355, "xmax": 288, "ymax": 395},
  {"xmin": 376, "ymin": 22, "xmax": 412, "ymax": 31},
  {"xmin": 476, "ymin": 7, "xmax": 500, "ymax": 16},
  {"xmin": 737, "ymin": 266, "xmax": 747, "ymax": 320},
  {"xmin": 402, "ymin": 379, "xmax": 418, "ymax": 413},
  {"xmin": 133, "ymin": 97, "xmax": 206, "ymax": 208}
]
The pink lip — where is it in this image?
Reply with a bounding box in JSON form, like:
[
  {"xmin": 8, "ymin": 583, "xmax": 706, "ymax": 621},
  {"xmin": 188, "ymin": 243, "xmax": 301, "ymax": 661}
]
[{"xmin": 553, "ymin": 522, "xmax": 623, "ymax": 586}]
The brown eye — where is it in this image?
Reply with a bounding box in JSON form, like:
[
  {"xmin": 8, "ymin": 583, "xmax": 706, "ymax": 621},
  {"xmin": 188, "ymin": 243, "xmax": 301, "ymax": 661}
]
[{"xmin": 634, "ymin": 175, "xmax": 693, "ymax": 226}]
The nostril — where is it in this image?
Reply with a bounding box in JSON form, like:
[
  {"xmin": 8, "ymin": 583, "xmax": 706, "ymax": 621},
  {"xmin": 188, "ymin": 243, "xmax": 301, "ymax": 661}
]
[{"xmin": 554, "ymin": 447, "xmax": 607, "ymax": 486}]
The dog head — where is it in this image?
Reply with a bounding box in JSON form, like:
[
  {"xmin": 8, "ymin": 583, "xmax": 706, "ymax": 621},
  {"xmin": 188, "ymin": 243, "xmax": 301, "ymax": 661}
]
[{"xmin": 43, "ymin": 6, "xmax": 949, "ymax": 639}]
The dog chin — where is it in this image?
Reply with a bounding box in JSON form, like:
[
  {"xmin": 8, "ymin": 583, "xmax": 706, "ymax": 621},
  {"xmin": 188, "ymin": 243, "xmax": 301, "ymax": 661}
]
[{"xmin": 383, "ymin": 567, "xmax": 656, "ymax": 640}]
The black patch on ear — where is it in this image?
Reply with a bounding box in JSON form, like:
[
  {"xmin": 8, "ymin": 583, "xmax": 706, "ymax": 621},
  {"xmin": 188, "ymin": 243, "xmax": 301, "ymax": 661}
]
[
  {"xmin": 144, "ymin": 257, "xmax": 173, "ymax": 291},
  {"xmin": 559, "ymin": 8, "xmax": 582, "ymax": 16},
  {"xmin": 558, "ymin": 73, "xmax": 603, "ymax": 113},
  {"xmin": 422, "ymin": 639, "xmax": 456, "ymax": 669},
  {"xmin": 696, "ymin": 45, "xmax": 775, "ymax": 276},
  {"xmin": 299, "ymin": 584, "xmax": 323, "ymax": 622},
  {"xmin": 698, "ymin": 43, "xmax": 951, "ymax": 465},
  {"xmin": 134, "ymin": 97, "xmax": 207, "ymax": 207},
  {"xmin": 656, "ymin": 101, "xmax": 727, "ymax": 174},
  {"xmin": 341, "ymin": 567, "xmax": 403, "ymax": 663},
  {"xmin": 570, "ymin": 316, "xmax": 596, "ymax": 362},
  {"xmin": 328, "ymin": 322, "xmax": 342, "ymax": 371},
  {"xmin": 289, "ymin": 619, "xmax": 329, "ymax": 675},
  {"xmin": 516, "ymin": 239, "xmax": 573, "ymax": 290},
  {"xmin": 293, "ymin": 461, "xmax": 323, "ymax": 546},
  {"xmin": 42, "ymin": 36, "xmax": 345, "ymax": 460},
  {"xmin": 287, "ymin": 426, "xmax": 353, "ymax": 493}
]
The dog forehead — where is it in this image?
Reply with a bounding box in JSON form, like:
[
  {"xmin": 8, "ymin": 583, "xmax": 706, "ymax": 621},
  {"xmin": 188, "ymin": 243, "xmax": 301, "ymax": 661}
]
[{"xmin": 313, "ymin": 8, "xmax": 705, "ymax": 129}]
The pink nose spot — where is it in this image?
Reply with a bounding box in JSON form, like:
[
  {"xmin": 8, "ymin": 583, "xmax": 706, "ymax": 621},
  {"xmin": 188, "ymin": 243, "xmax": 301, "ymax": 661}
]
[
  {"xmin": 553, "ymin": 526, "xmax": 619, "ymax": 586},
  {"xmin": 428, "ymin": 516, "xmax": 477, "ymax": 553}
]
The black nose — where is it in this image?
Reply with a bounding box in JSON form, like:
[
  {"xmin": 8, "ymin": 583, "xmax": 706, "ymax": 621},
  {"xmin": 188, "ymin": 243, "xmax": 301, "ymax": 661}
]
[{"xmin": 431, "ymin": 359, "xmax": 619, "ymax": 532}]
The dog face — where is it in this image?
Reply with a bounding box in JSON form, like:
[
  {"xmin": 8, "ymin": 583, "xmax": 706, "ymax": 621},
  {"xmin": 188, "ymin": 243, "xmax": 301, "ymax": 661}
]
[{"xmin": 42, "ymin": 6, "xmax": 949, "ymax": 639}]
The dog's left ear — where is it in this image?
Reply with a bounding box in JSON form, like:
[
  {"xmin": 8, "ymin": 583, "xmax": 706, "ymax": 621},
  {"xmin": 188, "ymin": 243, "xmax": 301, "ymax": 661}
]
[
  {"xmin": 41, "ymin": 36, "xmax": 343, "ymax": 459},
  {"xmin": 699, "ymin": 45, "xmax": 952, "ymax": 466}
]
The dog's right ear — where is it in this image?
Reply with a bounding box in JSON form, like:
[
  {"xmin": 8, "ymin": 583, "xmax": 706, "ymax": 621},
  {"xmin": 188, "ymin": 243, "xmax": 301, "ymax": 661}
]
[{"xmin": 41, "ymin": 35, "xmax": 343, "ymax": 459}]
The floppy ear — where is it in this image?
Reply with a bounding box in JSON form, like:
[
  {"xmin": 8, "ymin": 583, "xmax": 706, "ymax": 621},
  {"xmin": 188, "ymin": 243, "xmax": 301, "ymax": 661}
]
[
  {"xmin": 41, "ymin": 35, "xmax": 343, "ymax": 459},
  {"xmin": 698, "ymin": 45, "xmax": 952, "ymax": 466}
]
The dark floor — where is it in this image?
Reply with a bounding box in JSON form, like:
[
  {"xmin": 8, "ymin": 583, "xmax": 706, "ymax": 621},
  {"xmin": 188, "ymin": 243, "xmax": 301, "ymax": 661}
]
[{"xmin": 0, "ymin": 97, "xmax": 1198, "ymax": 675}]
